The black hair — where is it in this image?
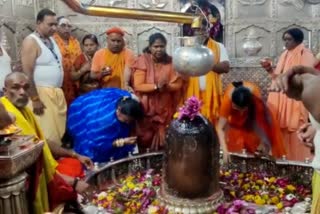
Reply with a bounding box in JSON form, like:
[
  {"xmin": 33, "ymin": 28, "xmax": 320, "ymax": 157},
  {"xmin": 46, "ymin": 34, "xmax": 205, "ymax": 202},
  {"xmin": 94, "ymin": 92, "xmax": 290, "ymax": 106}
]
[
  {"xmin": 231, "ymin": 81, "xmax": 255, "ymax": 128},
  {"xmin": 82, "ymin": 34, "xmax": 99, "ymax": 46},
  {"xmin": 36, "ymin": 9, "xmax": 56, "ymax": 22},
  {"xmin": 57, "ymin": 16, "xmax": 66, "ymax": 23},
  {"xmin": 143, "ymin": 33, "xmax": 167, "ymax": 53},
  {"xmin": 117, "ymin": 97, "xmax": 144, "ymax": 121},
  {"xmin": 232, "ymin": 86, "xmax": 252, "ymax": 108},
  {"xmin": 283, "ymin": 28, "xmax": 304, "ymax": 44}
]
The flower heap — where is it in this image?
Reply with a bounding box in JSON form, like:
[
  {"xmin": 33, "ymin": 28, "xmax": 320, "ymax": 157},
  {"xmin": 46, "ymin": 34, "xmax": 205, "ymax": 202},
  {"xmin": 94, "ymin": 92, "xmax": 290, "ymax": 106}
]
[
  {"xmin": 177, "ymin": 96, "xmax": 202, "ymax": 121},
  {"xmin": 92, "ymin": 169, "xmax": 167, "ymax": 214},
  {"xmin": 91, "ymin": 168, "xmax": 311, "ymax": 213},
  {"xmin": 216, "ymin": 200, "xmax": 256, "ymax": 214},
  {"xmin": 220, "ymin": 169, "xmax": 311, "ymax": 211}
]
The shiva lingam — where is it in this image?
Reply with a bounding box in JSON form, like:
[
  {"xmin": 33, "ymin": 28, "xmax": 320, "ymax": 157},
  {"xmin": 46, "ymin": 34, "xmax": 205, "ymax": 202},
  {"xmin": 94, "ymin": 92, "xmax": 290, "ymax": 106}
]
[
  {"xmin": 158, "ymin": 97, "xmax": 224, "ymax": 213},
  {"xmin": 63, "ymin": 0, "xmax": 215, "ymax": 77}
]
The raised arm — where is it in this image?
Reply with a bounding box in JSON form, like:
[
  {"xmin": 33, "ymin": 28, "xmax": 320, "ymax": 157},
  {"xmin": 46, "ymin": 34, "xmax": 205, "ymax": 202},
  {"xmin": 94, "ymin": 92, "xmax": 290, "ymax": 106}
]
[{"xmin": 270, "ymin": 66, "xmax": 320, "ymax": 122}]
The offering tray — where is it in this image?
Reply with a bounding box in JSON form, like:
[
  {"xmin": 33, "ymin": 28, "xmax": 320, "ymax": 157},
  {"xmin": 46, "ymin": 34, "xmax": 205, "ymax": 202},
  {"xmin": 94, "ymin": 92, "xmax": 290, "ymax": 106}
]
[{"xmin": 0, "ymin": 135, "xmax": 44, "ymax": 179}]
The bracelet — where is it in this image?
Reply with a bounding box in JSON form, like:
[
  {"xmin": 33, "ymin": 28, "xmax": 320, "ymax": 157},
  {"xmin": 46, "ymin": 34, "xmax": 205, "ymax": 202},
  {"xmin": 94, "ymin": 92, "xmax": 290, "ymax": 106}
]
[
  {"xmin": 30, "ymin": 96, "xmax": 40, "ymax": 102},
  {"xmin": 72, "ymin": 177, "xmax": 80, "ymax": 192},
  {"xmin": 71, "ymin": 151, "xmax": 78, "ymax": 158},
  {"xmin": 114, "ymin": 138, "xmax": 125, "ymax": 147}
]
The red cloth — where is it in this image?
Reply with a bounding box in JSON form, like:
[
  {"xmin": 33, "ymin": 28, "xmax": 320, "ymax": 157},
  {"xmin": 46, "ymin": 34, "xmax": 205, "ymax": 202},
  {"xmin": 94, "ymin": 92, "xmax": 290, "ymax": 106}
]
[
  {"xmin": 48, "ymin": 173, "xmax": 77, "ymax": 210},
  {"xmin": 56, "ymin": 158, "xmax": 85, "ymax": 178},
  {"xmin": 106, "ymin": 27, "xmax": 125, "ymax": 36}
]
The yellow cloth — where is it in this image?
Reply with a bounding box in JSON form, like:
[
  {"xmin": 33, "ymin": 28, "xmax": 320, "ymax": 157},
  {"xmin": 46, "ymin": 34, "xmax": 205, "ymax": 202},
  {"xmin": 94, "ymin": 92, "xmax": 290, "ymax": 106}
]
[
  {"xmin": 312, "ymin": 171, "xmax": 320, "ymax": 214},
  {"xmin": 28, "ymin": 87, "xmax": 67, "ymax": 145},
  {"xmin": 184, "ymin": 38, "xmax": 222, "ymax": 124},
  {"xmin": 1, "ymin": 97, "xmax": 58, "ymax": 214}
]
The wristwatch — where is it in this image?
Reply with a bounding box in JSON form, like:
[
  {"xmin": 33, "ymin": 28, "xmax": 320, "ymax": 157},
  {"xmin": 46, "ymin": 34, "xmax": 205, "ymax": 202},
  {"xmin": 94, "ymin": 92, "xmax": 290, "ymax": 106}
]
[{"xmin": 154, "ymin": 84, "xmax": 158, "ymax": 91}]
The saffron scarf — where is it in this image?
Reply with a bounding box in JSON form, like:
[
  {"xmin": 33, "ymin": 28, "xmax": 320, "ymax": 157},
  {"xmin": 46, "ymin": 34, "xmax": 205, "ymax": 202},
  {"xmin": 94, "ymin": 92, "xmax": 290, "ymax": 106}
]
[
  {"xmin": 185, "ymin": 38, "xmax": 222, "ymax": 123},
  {"xmin": 102, "ymin": 48, "xmax": 126, "ymax": 88}
]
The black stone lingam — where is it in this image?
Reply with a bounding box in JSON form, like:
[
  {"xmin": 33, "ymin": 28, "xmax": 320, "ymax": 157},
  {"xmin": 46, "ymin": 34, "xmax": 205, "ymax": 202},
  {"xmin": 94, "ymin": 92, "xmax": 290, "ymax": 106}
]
[{"xmin": 159, "ymin": 97, "xmax": 223, "ymax": 212}]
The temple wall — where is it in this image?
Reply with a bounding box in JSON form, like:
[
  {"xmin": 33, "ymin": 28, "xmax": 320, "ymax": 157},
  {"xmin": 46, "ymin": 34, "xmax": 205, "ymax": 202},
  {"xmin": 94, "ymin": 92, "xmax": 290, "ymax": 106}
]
[{"xmin": 1, "ymin": 0, "xmax": 320, "ymax": 98}]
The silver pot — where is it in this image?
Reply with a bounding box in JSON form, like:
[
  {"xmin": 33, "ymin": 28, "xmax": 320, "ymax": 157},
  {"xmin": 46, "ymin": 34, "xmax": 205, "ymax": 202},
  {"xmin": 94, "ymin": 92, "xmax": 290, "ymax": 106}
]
[{"xmin": 173, "ymin": 36, "xmax": 214, "ymax": 77}]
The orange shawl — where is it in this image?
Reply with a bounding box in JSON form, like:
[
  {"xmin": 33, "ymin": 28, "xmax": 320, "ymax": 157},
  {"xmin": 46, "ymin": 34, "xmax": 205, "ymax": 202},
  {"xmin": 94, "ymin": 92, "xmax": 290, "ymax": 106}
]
[
  {"xmin": 267, "ymin": 44, "xmax": 315, "ymax": 131},
  {"xmin": 53, "ymin": 33, "xmax": 81, "ymax": 105},
  {"xmin": 132, "ymin": 53, "xmax": 182, "ymax": 149},
  {"xmin": 184, "ymin": 38, "xmax": 222, "ymax": 124}
]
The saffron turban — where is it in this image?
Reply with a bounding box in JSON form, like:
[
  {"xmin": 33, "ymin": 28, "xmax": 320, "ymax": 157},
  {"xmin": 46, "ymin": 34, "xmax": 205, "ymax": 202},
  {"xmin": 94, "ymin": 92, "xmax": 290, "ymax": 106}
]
[{"xmin": 106, "ymin": 27, "xmax": 125, "ymax": 36}]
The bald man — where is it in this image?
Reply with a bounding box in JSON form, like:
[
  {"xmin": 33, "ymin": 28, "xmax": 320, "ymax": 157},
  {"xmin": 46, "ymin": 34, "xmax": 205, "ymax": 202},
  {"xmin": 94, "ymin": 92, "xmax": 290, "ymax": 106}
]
[
  {"xmin": 90, "ymin": 27, "xmax": 135, "ymax": 90},
  {"xmin": 1, "ymin": 72, "xmax": 92, "ymax": 213}
]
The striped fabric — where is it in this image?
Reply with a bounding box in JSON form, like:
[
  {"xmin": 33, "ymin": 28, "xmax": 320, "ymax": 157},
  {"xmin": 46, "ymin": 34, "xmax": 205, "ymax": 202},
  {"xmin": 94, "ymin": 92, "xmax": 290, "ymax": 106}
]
[{"xmin": 67, "ymin": 88, "xmax": 134, "ymax": 163}]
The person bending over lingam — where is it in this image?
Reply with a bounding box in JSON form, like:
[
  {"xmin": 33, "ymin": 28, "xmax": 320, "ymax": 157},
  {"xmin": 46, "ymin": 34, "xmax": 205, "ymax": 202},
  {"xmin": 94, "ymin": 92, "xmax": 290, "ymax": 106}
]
[
  {"xmin": 216, "ymin": 81, "xmax": 286, "ymax": 163},
  {"xmin": 67, "ymin": 88, "xmax": 144, "ymax": 163}
]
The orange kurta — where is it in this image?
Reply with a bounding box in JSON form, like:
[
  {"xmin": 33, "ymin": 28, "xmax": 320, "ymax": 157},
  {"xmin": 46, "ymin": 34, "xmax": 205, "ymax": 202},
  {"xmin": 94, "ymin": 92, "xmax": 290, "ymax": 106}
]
[
  {"xmin": 91, "ymin": 48, "xmax": 135, "ymax": 88},
  {"xmin": 220, "ymin": 82, "xmax": 286, "ymax": 158},
  {"xmin": 53, "ymin": 33, "xmax": 81, "ymax": 106},
  {"xmin": 132, "ymin": 53, "xmax": 183, "ymax": 151},
  {"xmin": 184, "ymin": 38, "xmax": 223, "ymax": 124},
  {"xmin": 267, "ymin": 43, "xmax": 315, "ymax": 161}
]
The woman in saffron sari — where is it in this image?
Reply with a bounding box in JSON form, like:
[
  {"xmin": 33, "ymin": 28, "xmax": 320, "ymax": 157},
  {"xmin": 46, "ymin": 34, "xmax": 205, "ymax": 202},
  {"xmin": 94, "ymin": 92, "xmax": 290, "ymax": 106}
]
[
  {"xmin": 217, "ymin": 81, "xmax": 286, "ymax": 163},
  {"xmin": 132, "ymin": 33, "xmax": 183, "ymax": 151},
  {"xmin": 72, "ymin": 34, "xmax": 100, "ymax": 95},
  {"xmin": 260, "ymin": 28, "xmax": 316, "ymax": 161},
  {"xmin": 67, "ymin": 88, "xmax": 144, "ymax": 163}
]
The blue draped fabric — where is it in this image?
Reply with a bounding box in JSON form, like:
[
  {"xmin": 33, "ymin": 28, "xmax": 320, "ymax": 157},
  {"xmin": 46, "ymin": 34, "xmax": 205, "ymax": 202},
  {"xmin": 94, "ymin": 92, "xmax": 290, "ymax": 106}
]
[{"xmin": 67, "ymin": 88, "xmax": 134, "ymax": 163}]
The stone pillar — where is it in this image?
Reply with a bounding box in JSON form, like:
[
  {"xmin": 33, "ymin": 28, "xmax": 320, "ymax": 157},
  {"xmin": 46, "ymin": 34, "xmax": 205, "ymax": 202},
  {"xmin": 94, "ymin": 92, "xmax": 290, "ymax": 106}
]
[{"xmin": 0, "ymin": 173, "xmax": 28, "ymax": 214}]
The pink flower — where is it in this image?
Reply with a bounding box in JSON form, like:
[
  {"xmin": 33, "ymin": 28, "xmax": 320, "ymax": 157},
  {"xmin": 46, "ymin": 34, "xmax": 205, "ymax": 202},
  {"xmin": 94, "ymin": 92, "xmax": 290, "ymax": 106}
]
[{"xmin": 178, "ymin": 96, "xmax": 202, "ymax": 121}]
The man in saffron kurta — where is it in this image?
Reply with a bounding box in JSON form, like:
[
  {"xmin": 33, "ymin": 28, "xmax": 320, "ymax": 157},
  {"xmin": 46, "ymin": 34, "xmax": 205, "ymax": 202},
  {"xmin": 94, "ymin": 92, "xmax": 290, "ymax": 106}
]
[
  {"xmin": 91, "ymin": 27, "xmax": 135, "ymax": 89},
  {"xmin": 53, "ymin": 17, "xmax": 81, "ymax": 106},
  {"xmin": 217, "ymin": 81, "xmax": 286, "ymax": 162},
  {"xmin": 261, "ymin": 28, "xmax": 316, "ymax": 161},
  {"xmin": 1, "ymin": 72, "xmax": 90, "ymax": 214},
  {"xmin": 184, "ymin": 33, "xmax": 230, "ymax": 125}
]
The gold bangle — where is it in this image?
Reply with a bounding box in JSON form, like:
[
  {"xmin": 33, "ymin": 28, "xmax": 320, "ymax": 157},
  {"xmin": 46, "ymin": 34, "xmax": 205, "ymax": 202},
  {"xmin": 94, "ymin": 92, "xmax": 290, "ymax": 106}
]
[
  {"xmin": 71, "ymin": 151, "xmax": 77, "ymax": 158},
  {"xmin": 115, "ymin": 139, "xmax": 120, "ymax": 147}
]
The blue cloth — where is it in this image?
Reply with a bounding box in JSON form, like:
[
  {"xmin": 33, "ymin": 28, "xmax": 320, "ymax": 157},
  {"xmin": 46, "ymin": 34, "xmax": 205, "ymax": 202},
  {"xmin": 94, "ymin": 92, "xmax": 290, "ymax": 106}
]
[{"xmin": 67, "ymin": 88, "xmax": 134, "ymax": 163}]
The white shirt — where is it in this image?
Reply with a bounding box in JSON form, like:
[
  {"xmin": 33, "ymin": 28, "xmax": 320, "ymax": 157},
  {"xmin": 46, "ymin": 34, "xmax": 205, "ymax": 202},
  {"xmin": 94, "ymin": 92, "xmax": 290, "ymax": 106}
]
[
  {"xmin": 310, "ymin": 114, "xmax": 320, "ymax": 172},
  {"xmin": 199, "ymin": 42, "xmax": 229, "ymax": 91},
  {"xmin": 0, "ymin": 45, "xmax": 12, "ymax": 90},
  {"xmin": 28, "ymin": 33, "xmax": 63, "ymax": 88}
]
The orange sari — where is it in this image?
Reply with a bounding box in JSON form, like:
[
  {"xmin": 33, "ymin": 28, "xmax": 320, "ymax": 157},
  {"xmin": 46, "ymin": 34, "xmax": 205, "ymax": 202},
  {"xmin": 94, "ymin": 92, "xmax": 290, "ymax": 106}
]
[
  {"xmin": 184, "ymin": 38, "xmax": 223, "ymax": 124},
  {"xmin": 220, "ymin": 82, "xmax": 286, "ymax": 158},
  {"xmin": 267, "ymin": 43, "xmax": 315, "ymax": 161},
  {"xmin": 53, "ymin": 33, "xmax": 81, "ymax": 106},
  {"xmin": 132, "ymin": 53, "xmax": 183, "ymax": 151}
]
